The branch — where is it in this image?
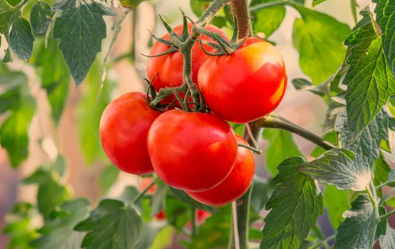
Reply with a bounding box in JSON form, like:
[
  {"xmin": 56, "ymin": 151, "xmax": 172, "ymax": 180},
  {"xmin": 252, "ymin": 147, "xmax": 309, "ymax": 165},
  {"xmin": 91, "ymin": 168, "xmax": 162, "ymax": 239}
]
[
  {"xmin": 230, "ymin": 0, "xmax": 252, "ymax": 38},
  {"xmin": 253, "ymin": 113, "xmax": 336, "ymax": 151}
]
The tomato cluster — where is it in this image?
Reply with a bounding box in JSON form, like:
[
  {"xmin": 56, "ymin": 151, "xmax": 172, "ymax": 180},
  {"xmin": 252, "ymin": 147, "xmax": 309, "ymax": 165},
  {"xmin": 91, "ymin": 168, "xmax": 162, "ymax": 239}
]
[{"xmin": 99, "ymin": 22, "xmax": 287, "ymax": 207}]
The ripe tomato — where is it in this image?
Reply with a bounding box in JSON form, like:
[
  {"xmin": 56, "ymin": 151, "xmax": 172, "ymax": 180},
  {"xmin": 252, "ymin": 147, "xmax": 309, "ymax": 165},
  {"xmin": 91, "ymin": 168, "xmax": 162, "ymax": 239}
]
[
  {"xmin": 198, "ymin": 37, "xmax": 287, "ymax": 123},
  {"xmin": 147, "ymin": 110, "xmax": 238, "ymax": 191},
  {"xmin": 147, "ymin": 23, "xmax": 228, "ymax": 106},
  {"xmin": 100, "ymin": 92, "xmax": 161, "ymax": 175},
  {"xmin": 186, "ymin": 134, "xmax": 255, "ymax": 206}
]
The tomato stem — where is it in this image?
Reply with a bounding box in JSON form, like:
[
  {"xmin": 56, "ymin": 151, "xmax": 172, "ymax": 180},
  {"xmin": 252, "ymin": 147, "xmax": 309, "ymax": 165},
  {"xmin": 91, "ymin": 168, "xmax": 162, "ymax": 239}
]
[
  {"xmin": 255, "ymin": 113, "xmax": 336, "ymax": 151},
  {"xmin": 237, "ymin": 143, "xmax": 262, "ymax": 155},
  {"xmin": 191, "ymin": 208, "xmax": 198, "ymax": 236},
  {"xmin": 132, "ymin": 180, "xmax": 157, "ymax": 204}
]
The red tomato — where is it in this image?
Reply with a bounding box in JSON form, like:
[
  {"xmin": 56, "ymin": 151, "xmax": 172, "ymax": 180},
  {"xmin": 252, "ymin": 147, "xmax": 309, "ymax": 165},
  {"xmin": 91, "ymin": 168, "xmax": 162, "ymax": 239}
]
[
  {"xmin": 147, "ymin": 23, "xmax": 228, "ymax": 106},
  {"xmin": 147, "ymin": 110, "xmax": 238, "ymax": 191},
  {"xmin": 186, "ymin": 134, "xmax": 255, "ymax": 206},
  {"xmin": 100, "ymin": 92, "xmax": 161, "ymax": 175},
  {"xmin": 198, "ymin": 37, "xmax": 287, "ymax": 123}
]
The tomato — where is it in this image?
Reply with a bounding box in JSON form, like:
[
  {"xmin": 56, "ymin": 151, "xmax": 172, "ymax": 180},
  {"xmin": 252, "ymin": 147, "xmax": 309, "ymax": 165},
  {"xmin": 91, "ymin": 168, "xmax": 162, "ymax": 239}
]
[
  {"xmin": 147, "ymin": 23, "xmax": 228, "ymax": 106},
  {"xmin": 185, "ymin": 134, "xmax": 255, "ymax": 206},
  {"xmin": 100, "ymin": 92, "xmax": 161, "ymax": 175},
  {"xmin": 198, "ymin": 37, "xmax": 287, "ymax": 123},
  {"xmin": 147, "ymin": 109, "xmax": 238, "ymax": 191}
]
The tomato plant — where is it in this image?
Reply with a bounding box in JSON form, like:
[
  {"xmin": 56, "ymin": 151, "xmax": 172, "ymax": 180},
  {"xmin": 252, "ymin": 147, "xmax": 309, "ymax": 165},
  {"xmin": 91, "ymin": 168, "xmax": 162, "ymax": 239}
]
[{"xmin": 1, "ymin": 0, "xmax": 395, "ymax": 249}]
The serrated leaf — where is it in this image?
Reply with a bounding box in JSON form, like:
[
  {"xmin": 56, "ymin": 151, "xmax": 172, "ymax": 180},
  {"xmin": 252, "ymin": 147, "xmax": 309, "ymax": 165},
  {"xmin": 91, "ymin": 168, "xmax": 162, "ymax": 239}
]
[
  {"xmin": 291, "ymin": 78, "xmax": 327, "ymax": 96},
  {"xmin": 380, "ymin": 224, "xmax": 395, "ymax": 249},
  {"xmin": 334, "ymin": 195, "xmax": 378, "ymax": 249},
  {"xmin": 292, "ymin": 6, "xmax": 351, "ymax": 84},
  {"xmin": 189, "ymin": 205, "xmax": 231, "ymax": 249},
  {"xmin": 262, "ymin": 129, "xmax": 303, "ymax": 176},
  {"xmin": 339, "ymin": 109, "xmax": 388, "ymax": 164},
  {"xmin": 30, "ymin": 1, "xmax": 52, "ymax": 34},
  {"xmin": 323, "ymin": 101, "xmax": 345, "ymax": 132},
  {"xmin": 251, "ymin": 0, "xmax": 286, "ymax": 38},
  {"xmin": 376, "ymin": 207, "xmax": 387, "ymax": 240},
  {"xmin": 104, "ymin": 0, "xmax": 121, "ymax": 7},
  {"xmin": 342, "ymin": 7, "xmax": 395, "ymax": 142},
  {"xmin": 10, "ymin": 15, "xmax": 34, "ymax": 61},
  {"xmin": 30, "ymin": 199, "xmax": 89, "ymax": 249},
  {"xmin": 150, "ymin": 180, "xmax": 167, "ymax": 217},
  {"xmin": 374, "ymin": 0, "xmax": 395, "ymax": 78},
  {"xmin": 52, "ymin": 0, "xmax": 115, "ymax": 85},
  {"xmin": 135, "ymin": 221, "xmax": 168, "ymax": 249},
  {"xmin": 35, "ymin": 39, "xmax": 69, "ymax": 125},
  {"xmin": 324, "ymin": 185, "xmax": 350, "ymax": 229},
  {"xmin": 250, "ymin": 176, "xmax": 275, "ymax": 214},
  {"xmin": 0, "ymin": 97, "xmax": 35, "ymax": 167},
  {"xmin": 75, "ymin": 199, "xmax": 142, "ymax": 249},
  {"xmin": 298, "ymin": 148, "xmax": 371, "ymax": 191},
  {"xmin": 169, "ymin": 187, "xmax": 218, "ymax": 213},
  {"xmin": 0, "ymin": 0, "xmax": 16, "ymax": 34},
  {"xmin": 260, "ymin": 157, "xmax": 324, "ymax": 249}
]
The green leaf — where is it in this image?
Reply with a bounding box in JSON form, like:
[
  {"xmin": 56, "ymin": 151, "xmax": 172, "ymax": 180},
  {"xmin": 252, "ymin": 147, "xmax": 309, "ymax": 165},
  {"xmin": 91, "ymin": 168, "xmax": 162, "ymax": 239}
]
[
  {"xmin": 251, "ymin": 0, "xmax": 286, "ymax": 38},
  {"xmin": 0, "ymin": 0, "xmax": 16, "ymax": 34},
  {"xmin": 98, "ymin": 165, "xmax": 119, "ymax": 193},
  {"xmin": 164, "ymin": 197, "xmax": 191, "ymax": 231},
  {"xmin": 292, "ymin": 6, "xmax": 351, "ymax": 84},
  {"xmin": 0, "ymin": 97, "xmax": 35, "ymax": 167},
  {"xmin": 376, "ymin": 207, "xmax": 387, "ymax": 240},
  {"xmin": 35, "ymin": 39, "xmax": 69, "ymax": 125},
  {"xmin": 250, "ymin": 176, "xmax": 275, "ymax": 214},
  {"xmin": 311, "ymin": 132, "xmax": 337, "ymax": 158},
  {"xmin": 380, "ymin": 224, "xmax": 395, "ymax": 249},
  {"xmin": 374, "ymin": 154, "xmax": 393, "ymax": 196},
  {"xmin": 77, "ymin": 60, "xmax": 114, "ymax": 164},
  {"xmin": 103, "ymin": 0, "xmax": 121, "ymax": 7},
  {"xmin": 75, "ymin": 199, "xmax": 142, "ymax": 249},
  {"xmin": 30, "ymin": 199, "xmax": 89, "ymax": 249},
  {"xmin": 260, "ymin": 157, "xmax": 324, "ymax": 249},
  {"xmin": 339, "ymin": 109, "xmax": 388, "ymax": 164},
  {"xmin": 169, "ymin": 187, "xmax": 218, "ymax": 213},
  {"xmin": 291, "ymin": 78, "xmax": 327, "ymax": 96},
  {"xmin": 374, "ymin": 0, "xmax": 395, "ymax": 77},
  {"xmin": 189, "ymin": 205, "xmax": 231, "ymax": 249},
  {"xmin": 119, "ymin": 0, "xmax": 144, "ymax": 8},
  {"xmin": 10, "ymin": 14, "xmax": 34, "ymax": 61},
  {"xmin": 135, "ymin": 221, "xmax": 168, "ymax": 249},
  {"xmin": 262, "ymin": 129, "xmax": 303, "ymax": 176},
  {"xmin": 3, "ymin": 46, "xmax": 13, "ymax": 62},
  {"xmin": 30, "ymin": 1, "xmax": 52, "ymax": 34},
  {"xmin": 298, "ymin": 148, "xmax": 371, "ymax": 191},
  {"xmin": 334, "ymin": 195, "xmax": 378, "ymax": 249},
  {"xmin": 52, "ymin": 0, "xmax": 115, "ymax": 85},
  {"xmin": 116, "ymin": 186, "xmax": 139, "ymax": 205},
  {"xmin": 343, "ymin": 8, "xmax": 395, "ymax": 141},
  {"xmin": 324, "ymin": 185, "xmax": 350, "ymax": 229},
  {"xmin": 150, "ymin": 180, "xmax": 167, "ymax": 217},
  {"xmin": 312, "ymin": 0, "xmax": 328, "ymax": 7}
]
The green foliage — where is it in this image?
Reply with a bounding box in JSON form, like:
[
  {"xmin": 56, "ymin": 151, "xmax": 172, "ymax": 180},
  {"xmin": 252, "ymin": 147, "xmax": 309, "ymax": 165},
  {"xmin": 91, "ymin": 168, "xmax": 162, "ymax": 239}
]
[
  {"xmin": 52, "ymin": 0, "xmax": 115, "ymax": 85},
  {"xmin": 250, "ymin": 177, "xmax": 275, "ymax": 214},
  {"xmin": 30, "ymin": 199, "xmax": 90, "ymax": 249},
  {"xmin": 291, "ymin": 78, "xmax": 327, "ymax": 97},
  {"xmin": 75, "ymin": 199, "xmax": 142, "ymax": 249},
  {"xmin": 260, "ymin": 157, "xmax": 324, "ymax": 249},
  {"xmin": 10, "ymin": 14, "xmax": 34, "ymax": 61},
  {"xmin": 98, "ymin": 165, "xmax": 120, "ymax": 193},
  {"xmin": 169, "ymin": 187, "xmax": 219, "ymax": 213},
  {"xmin": 150, "ymin": 180, "xmax": 167, "ymax": 217},
  {"xmin": 324, "ymin": 185, "xmax": 350, "ymax": 229},
  {"xmin": 298, "ymin": 148, "xmax": 371, "ymax": 191},
  {"xmin": 0, "ymin": 67, "xmax": 35, "ymax": 167},
  {"xmin": 135, "ymin": 221, "xmax": 168, "ymax": 249},
  {"xmin": 380, "ymin": 224, "xmax": 395, "ymax": 249},
  {"xmin": 312, "ymin": 0, "xmax": 328, "ymax": 7},
  {"xmin": 334, "ymin": 195, "xmax": 378, "ymax": 249},
  {"xmin": 343, "ymin": 8, "xmax": 395, "ymax": 142},
  {"xmin": 262, "ymin": 129, "xmax": 303, "ymax": 176},
  {"xmin": 292, "ymin": 5, "xmax": 351, "ymax": 84},
  {"xmin": 374, "ymin": 0, "xmax": 395, "ymax": 77},
  {"xmin": 30, "ymin": 1, "xmax": 52, "ymax": 34},
  {"xmin": 250, "ymin": 0, "xmax": 286, "ymax": 38}
]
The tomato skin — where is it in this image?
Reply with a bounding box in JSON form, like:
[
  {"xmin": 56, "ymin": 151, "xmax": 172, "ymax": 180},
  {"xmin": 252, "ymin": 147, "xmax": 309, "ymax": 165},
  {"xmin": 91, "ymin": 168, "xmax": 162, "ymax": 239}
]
[
  {"xmin": 185, "ymin": 134, "xmax": 255, "ymax": 207},
  {"xmin": 99, "ymin": 92, "xmax": 161, "ymax": 175},
  {"xmin": 147, "ymin": 110, "xmax": 238, "ymax": 192},
  {"xmin": 147, "ymin": 23, "xmax": 228, "ymax": 105},
  {"xmin": 198, "ymin": 37, "xmax": 287, "ymax": 123}
]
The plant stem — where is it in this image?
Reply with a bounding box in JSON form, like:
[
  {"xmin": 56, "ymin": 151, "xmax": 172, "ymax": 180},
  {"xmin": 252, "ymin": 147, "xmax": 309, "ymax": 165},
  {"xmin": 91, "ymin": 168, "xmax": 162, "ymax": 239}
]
[
  {"xmin": 191, "ymin": 208, "xmax": 197, "ymax": 236},
  {"xmin": 230, "ymin": 0, "xmax": 253, "ymax": 38},
  {"xmin": 254, "ymin": 113, "xmax": 336, "ymax": 151},
  {"xmin": 367, "ymin": 181, "xmax": 379, "ymax": 249},
  {"xmin": 379, "ymin": 209, "xmax": 395, "ymax": 222},
  {"xmin": 380, "ymin": 187, "xmax": 395, "ymax": 204},
  {"xmin": 308, "ymin": 234, "xmax": 336, "ymax": 249},
  {"xmin": 132, "ymin": 180, "xmax": 156, "ymax": 204},
  {"xmin": 237, "ymin": 143, "xmax": 262, "ymax": 154},
  {"xmin": 376, "ymin": 181, "xmax": 390, "ymax": 190}
]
